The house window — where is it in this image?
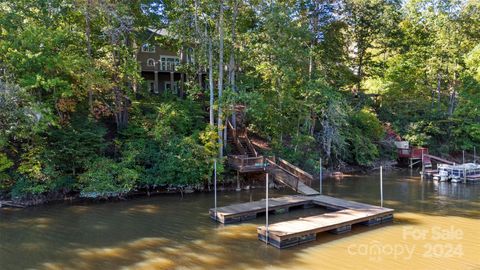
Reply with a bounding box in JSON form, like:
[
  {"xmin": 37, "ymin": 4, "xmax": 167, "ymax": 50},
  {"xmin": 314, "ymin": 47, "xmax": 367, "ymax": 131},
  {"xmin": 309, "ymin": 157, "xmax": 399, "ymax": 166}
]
[
  {"xmin": 164, "ymin": 81, "xmax": 178, "ymax": 95},
  {"xmin": 147, "ymin": 80, "xmax": 156, "ymax": 93},
  {"xmin": 147, "ymin": 58, "xmax": 155, "ymax": 67},
  {"xmin": 141, "ymin": 43, "xmax": 155, "ymax": 53},
  {"xmin": 160, "ymin": 56, "xmax": 180, "ymax": 71}
]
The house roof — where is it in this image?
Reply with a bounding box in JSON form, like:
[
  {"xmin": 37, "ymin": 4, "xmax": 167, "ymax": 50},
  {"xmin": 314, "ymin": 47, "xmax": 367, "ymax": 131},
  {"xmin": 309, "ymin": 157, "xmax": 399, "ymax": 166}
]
[{"xmin": 148, "ymin": 28, "xmax": 172, "ymax": 37}]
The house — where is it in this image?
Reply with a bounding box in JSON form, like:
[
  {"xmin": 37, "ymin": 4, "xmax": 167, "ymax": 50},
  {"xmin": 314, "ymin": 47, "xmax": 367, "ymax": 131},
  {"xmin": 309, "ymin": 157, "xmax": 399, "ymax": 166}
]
[{"xmin": 136, "ymin": 29, "xmax": 205, "ymax": 97}]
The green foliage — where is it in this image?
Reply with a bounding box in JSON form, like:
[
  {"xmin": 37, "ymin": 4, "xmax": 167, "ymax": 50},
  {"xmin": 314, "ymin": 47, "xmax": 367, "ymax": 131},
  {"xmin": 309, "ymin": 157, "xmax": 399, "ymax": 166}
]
[
  {"xmin": 0, "ymin": 152, "xmax": 13, "ymax": 190},
  {"xmin": 79, "ymin": 158, "xmax": 138, "ymax": 198},
  {"xmin": 0, "ymin": 152, "xmax": 13, "ymax": 173},
  {"xmin": 345, "ymin": 109, "xmax": 384, "ymax": 166},
  {"xmin": 1, "ymin": 0, "xmax": 480, "ymax": 199},
  {"xmin": 118, "ymin": 98, "xmax": 218, "ymax": 188},
  {"xmin": 0, "ymin": 81, "xmax": 35, "ymax": 142},
  {"xmin": 44, "ymin": 115, "xmax": 108, "ymax": 176},
  {"xmin": 153, "ymin": 99, "xmax": 204, "ymax": 141},
  {"xmin": 11, "ymin": 177, "xmax": 49, "ymax": 198}
]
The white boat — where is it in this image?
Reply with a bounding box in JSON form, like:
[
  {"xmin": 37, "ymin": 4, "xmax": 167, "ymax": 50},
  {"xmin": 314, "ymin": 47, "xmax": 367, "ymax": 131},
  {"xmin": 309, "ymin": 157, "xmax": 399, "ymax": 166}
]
[
  {"xmin": 451, "ymin": 178, "xmax": 462, "ymax": 183},
  {"xmin": 438, "ymin": 163, "xmax": 480, "ymax": 183},
  {"xmin": 433, "ymin": 170, "xmax": 449, "ymax": 182}
]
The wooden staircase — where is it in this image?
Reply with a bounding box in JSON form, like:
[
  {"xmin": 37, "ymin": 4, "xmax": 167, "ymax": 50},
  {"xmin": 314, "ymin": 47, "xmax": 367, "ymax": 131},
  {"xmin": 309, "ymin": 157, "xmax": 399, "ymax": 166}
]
[
  {"xmin": 226, "ymin": 118, "xmax": 319, "ymax": 196},
  {"xmin": 266, "ymin": 158, "xmax": 319, "ymax": 196}
]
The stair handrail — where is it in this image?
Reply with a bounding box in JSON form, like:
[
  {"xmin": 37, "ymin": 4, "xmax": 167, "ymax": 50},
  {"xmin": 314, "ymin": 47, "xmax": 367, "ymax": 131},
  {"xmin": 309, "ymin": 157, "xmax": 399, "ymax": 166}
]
[
  {"xmin": 265, "ymin": 157, "xmax": 300, "ymax": 192},
  {"xmin": 423, "ymin": 154, "xmax": 455, "ymax": 165},
  {"xmin": 244, "ymin": 135, "xmax": 258, "ymax": 157},
  {"xmin": 227, "ymin": 119, "xmax": 258, "ymax": 157},
  {"xmin": 227, "ymin": 119, "xmax": 236, "ymax": 139},
  {"xmin": 227, "ymin": 120, "xmax": 247, "ymax": 156},
  {"xmin": 277, "ymin": 158, "xmax": 314, "ymax": 186}
]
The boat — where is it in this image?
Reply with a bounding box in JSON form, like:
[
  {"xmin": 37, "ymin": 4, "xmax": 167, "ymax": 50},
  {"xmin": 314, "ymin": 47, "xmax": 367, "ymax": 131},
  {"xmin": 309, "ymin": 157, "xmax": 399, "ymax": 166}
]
[
  {"xmin": 451, "ymin": 178, "xmax": 463, "ymax": 183},
  {"xmin": 432, "ymin": 170, "xmax": 449, "ymax": 182},
  {"xmin": 437, "ymin": 163, "xmax": 480, "ymax": 183}
]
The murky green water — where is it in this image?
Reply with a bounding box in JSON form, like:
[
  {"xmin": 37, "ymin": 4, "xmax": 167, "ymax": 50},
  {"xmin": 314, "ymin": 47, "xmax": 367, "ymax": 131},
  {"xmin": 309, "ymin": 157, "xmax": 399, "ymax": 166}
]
[{"xmin": 1, "ymin": 170, "xmax": 479, "ymax": 270}]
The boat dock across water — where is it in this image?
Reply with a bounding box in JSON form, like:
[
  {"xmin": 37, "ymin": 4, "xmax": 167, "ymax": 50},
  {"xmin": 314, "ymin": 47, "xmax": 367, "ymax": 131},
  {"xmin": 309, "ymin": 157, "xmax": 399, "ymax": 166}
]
[{"xmin": 209, "ymin": 195, "xmax": 393, "ymax": 248}]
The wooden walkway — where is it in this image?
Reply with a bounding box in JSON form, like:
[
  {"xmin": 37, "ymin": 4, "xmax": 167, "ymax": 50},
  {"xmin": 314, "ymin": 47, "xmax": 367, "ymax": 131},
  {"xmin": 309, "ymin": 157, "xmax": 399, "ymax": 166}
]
[
  {"xmin": 268, "ymin": 157, "xmax": 319, "ymax": 195},
  {"xmin": 257, "ymin": 207, "xmax": 393, "ymax": 248},
  {"xmin": 226, "ymin": 118, "xmax": 320, "ymax": 196},
  {"xmin": 210, "ymin": 195, "xmax": 311, "ymax": 224},
  {"xmin": 209, "ymin": 195, "xmax": 393, "ymax": 248}
]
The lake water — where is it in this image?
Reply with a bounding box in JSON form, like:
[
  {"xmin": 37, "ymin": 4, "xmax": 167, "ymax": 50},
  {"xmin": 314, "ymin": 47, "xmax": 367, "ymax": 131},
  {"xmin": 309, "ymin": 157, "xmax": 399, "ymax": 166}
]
[{"xmin": 1, "ymin": 170, "xmax": 479, "ymax": 269}]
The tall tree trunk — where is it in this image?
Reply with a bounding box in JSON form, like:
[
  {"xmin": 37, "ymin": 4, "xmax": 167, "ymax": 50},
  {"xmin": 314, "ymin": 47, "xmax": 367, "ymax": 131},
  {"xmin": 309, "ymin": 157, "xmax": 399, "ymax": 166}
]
[
  {"xmin": 194, "ymin": 0, "xmax": 204, "ymax": 90},
  {"xmin": 112, "ymin": 49, "xmax": 127, "ymax": 129},
  {"xmin": 208, "ymin": 36, "xmax": 214, "ymax": 127},
  {"xmin": 356, "ymin": 50, "xmax": 364, "ymax": 92},
  {"xmin": 229, "ymin": 0, "xmax": 238, "ymax": 129},
  {"xmin": 448, "ymin": 70, "xmax": 458, "ymax": 116},
  {"xmin": 428, "ymin": 70, "xmax": 435, "ymax": 110},
  {"xmin": 85, "ymin": 0, "xmax": 93, "ymax": 114},
  {"xmin": 308, "ymin": 44, "xmax": 313, "ymax": 80},
  {"xmin": 436, "ymin": 71, "xmax": 442, "ymax": 112},
  {"xmin": 217, "ymin": 0, "xmax": 225, "ymax": 158},
  {"xmin": 179, "ymin": 46, "xmax": 185, "ymax": 98}
]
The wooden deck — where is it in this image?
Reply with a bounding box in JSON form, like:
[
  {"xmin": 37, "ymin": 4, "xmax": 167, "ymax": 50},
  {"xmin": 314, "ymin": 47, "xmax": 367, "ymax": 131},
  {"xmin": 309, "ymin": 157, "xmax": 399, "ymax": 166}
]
[
  {"xmin": 209, "ymin": 195, "xmax": 311, "ymax": 224},
  {"xmin": 257, "ymin": 195, "xmax": 393, "ymax": 248},
  {"xmin": 209, "ymin": 195, "xmax": 393, "ymax": 248},
  {"xmin": 257, "ymin": 207, "xmax": 393, "ymax": 248},
  {"xmin": 226, "ymin": 119, "xmax": 320, "ymax": 195}
]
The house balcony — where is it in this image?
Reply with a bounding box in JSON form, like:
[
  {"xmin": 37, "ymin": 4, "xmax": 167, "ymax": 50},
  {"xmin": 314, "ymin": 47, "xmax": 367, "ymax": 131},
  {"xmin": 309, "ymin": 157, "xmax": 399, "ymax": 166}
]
[{"xmin": 141, "ymin": 65, "xmax": 180, "ymax": 73}]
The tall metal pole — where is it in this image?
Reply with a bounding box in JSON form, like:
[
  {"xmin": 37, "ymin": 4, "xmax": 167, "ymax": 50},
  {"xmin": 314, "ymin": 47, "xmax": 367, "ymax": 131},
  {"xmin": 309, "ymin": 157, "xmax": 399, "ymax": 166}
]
[
  {"xmin": 421, "ymin": 149, "xmax": 424, "ymax": 181},
  {"xmin": 474, "ymin": 147, "xmax": 477, "ymax": 164},
  {"xmin": 265, "ymin": 172, "xmax": 269, "ymax": 245},
  {"xmin": 214, "ymin": 159, "xmax": 217, "ymax": 221},
  {"xmin": 319, "ymin": 158, "xmax": 323, "ymax": 195},
  {"xmin": 463, "ymin": 150, "xmax": 465, "ymax": 164},
  {"xmin": 380, "ymin": 166, "xmax": 383, "ymax": 208}
]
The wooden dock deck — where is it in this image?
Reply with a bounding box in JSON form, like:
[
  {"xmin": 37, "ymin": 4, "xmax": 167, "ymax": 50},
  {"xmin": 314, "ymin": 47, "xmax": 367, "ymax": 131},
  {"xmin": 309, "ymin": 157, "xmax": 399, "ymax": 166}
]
[
  {"xmin": 209, "ymin": 195, "xmax": 393, "ymax": 248},
  {"xmin": 210, "ymin": 195, "xmax": 311, "ymax": 224},
  {"xmin": 257, "ymin": 205, "xmax": 393, "ymax": 248}
]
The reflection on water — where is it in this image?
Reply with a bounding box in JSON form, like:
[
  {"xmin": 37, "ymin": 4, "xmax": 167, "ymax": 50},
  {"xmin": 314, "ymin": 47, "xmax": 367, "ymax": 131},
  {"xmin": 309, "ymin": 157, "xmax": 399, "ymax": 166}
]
[{"xmin": 0, "ymin": 170, "xmax": 479, "ymax": 270}]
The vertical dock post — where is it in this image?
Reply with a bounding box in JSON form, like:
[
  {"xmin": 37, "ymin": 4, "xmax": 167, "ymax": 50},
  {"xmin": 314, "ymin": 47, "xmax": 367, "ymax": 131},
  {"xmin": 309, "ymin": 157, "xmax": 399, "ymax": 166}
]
[
  {"xmin": 266, "ymin": 172, "xmax": 269, "ymax": 245},
  {"xmin": 236, "ymin": 171, "xmax": 241, "ymax": 191},
  {"xmin": 319, "ymin": 158, "xmax": 323, "ymax": 195},
  {"xmin": 380, "ymin": 166, "xmax": 383, "ymax": 208},
  {"xmin": 421, "ymin": 149, "xmax": 424, "ymax": 180},
  {"xmin": 214, "ymin": 159, "xmax": 217, "ymax": 221}
]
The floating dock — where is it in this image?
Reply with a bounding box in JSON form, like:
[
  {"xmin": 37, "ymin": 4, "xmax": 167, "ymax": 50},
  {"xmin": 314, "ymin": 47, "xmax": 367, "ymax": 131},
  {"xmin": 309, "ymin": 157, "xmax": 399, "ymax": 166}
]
[
  {"xmin": 209, "ymin": 195, "xmax": 393, "ymax": 248},
  {"xmin": 0, "ymin": 201, "xmax": 25, "ymax": 208}
]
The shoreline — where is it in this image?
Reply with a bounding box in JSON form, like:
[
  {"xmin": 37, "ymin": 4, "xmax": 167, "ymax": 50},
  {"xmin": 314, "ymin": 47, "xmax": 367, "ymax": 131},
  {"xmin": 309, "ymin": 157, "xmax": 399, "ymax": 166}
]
[{"xmin": 0, "ymin": 159, "xmax": 400, "ymax": 209}]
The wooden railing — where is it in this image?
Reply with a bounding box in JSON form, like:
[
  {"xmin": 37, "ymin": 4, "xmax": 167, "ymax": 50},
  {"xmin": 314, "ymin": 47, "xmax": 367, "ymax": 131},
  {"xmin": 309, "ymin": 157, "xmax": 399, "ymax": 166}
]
[
  {"xmin": 243, "ymin": 133, "xmax": 258, "ymax": 157},
  {"xmin": 227, "ymin": 119, "xmax": 257, "ymax": 157},
  {"xmin": 227, "ymin": 119, "xmax": 237, "ymax": 139},
  {"xmin": 228, "ymin": 155, "xmax": 266, "ymax": 171},
  {"xmin": 227, "ymin": 120, "xmax": 247, "ymax": 156},
  {"xmin": 265, "ymin": 158, "xmax": 300, "ymax": 192},
  {"xmin": 268, "ymin": 157, "xmax": 314, "ymax": 188},
  {"xmin": 277, "ymin": 158, "xmax": 314, "ymax": 187}
]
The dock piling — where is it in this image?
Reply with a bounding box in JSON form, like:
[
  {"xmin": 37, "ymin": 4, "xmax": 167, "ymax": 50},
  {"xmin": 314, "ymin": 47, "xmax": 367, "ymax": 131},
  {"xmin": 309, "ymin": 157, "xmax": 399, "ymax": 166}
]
[
  {"xmin": 214, "ymin": 159, "xmax": 217, "ymax": 221},
  {"xmin": 319, "ymin": 158, "xmax": 323, "ymax": 195},
  {"xmin": 380, "ymin": 166, "xmax": 383, "ymax": 208},
  {"xmin": 265, "ymin": 172, "xmax": 269, "ymax": 245}
]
